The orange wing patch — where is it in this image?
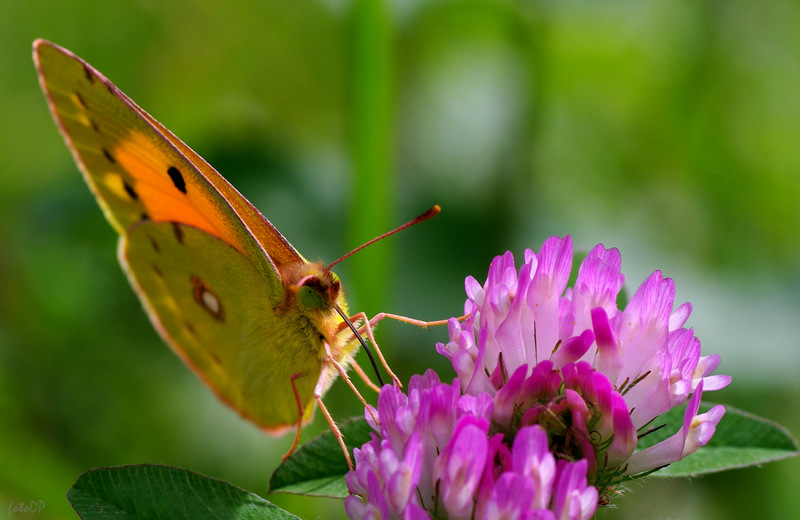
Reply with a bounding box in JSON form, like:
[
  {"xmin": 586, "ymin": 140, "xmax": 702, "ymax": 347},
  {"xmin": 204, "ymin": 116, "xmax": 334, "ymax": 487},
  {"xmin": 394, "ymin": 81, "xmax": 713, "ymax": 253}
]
[{"xmin": 111, "ymin": 131, "xmax": 235, "ymax": 244}]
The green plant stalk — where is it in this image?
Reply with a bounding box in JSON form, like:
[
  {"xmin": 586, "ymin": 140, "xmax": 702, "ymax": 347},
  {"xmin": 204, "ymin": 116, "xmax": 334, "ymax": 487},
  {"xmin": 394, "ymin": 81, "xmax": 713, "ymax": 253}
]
[{"xmin": 347, "ymin": 0, "xmax": 394, "ymax": 316}]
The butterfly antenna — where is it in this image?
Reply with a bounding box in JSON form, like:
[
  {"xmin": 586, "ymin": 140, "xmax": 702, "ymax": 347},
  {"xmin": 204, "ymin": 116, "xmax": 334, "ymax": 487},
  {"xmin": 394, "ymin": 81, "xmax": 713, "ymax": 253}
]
[
  {"xmin": 329, "ymin": 205, "xmax": 441, "ymax": 387},
  {"xmin": 327, "ymin": 205, "xmax": 441, "ymax": 271},
  {"xmin": 336, "ymin": 306, "xmax": 384, "ymax": 387}
]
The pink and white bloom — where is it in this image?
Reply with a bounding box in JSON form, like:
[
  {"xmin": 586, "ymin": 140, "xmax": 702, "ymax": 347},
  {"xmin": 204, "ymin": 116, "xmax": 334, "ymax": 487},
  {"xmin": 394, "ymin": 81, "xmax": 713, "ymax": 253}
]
[
  {"xmin": 346, "ymin": 236, "xmax": 730, "ymax": 517},
  {"xmin": 346, "ymin": 372, "xmax": 596, "ymax": 520},
  {"xmin": 437, "ymin": 236, "xmax": 729, "ymax": 478}
]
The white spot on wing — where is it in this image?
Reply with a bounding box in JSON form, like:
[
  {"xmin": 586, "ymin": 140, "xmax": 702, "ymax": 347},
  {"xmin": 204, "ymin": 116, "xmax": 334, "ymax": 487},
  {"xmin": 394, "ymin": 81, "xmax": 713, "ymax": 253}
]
[{"xmin": 202, "ymin": 289, "xmax": 220, "ymax": 315}]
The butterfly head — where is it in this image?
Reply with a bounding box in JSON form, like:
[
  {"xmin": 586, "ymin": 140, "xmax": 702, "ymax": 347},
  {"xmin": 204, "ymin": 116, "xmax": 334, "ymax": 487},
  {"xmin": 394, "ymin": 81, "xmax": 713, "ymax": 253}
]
[{"xmin": 284, "ymin": 262, "xmax": 343, "ymax": 313}]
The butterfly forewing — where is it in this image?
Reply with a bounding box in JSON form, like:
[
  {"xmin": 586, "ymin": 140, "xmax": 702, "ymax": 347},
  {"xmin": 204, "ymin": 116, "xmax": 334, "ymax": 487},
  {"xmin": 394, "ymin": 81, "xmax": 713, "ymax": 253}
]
[{"xmin": 34, "ymin": 40, "xmax": 300, "ymax": 295}]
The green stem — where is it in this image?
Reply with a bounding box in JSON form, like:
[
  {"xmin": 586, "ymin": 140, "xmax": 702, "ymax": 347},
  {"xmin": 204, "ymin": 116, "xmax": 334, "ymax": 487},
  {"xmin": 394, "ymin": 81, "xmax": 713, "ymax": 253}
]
[{"xmin": 347, "ymin": 0, "xmax": 394, "ymax": 314}]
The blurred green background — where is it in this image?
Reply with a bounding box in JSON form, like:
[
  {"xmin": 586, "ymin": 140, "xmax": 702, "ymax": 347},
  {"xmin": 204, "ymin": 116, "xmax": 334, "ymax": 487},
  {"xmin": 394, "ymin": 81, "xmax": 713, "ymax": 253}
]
[{"xmin": 2, "ymin": 0, "xmax": 799, "ymax": 518}]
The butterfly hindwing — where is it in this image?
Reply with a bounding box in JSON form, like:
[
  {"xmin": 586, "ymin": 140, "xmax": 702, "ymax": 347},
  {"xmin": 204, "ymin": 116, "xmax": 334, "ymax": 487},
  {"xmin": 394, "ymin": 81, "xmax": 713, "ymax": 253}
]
[{"xmin": 123, "ymin": 221, "xmax": 322, "ymax": 431}]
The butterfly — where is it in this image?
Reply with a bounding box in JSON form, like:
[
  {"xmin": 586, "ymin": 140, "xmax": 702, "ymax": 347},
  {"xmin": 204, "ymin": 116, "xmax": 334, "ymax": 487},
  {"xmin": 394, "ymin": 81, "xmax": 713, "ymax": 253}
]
[{"xmin": 34, "ymin": 40, "xmax": 431, "ymax": 460}]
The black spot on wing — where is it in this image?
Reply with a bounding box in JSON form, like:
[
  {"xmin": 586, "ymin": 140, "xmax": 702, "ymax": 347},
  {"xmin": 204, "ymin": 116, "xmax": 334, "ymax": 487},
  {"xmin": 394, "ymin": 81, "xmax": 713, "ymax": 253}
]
[
  {"xmin": 184, "ymin": 320, "xmax": 196, "ymax": 336},
  {"xmin": 152, "ymin": 264, "xmax": 163, "ymax": 278},
  {"xmin": 122, "ymin": 179, "xmax": 138, "ymax": 200},
  {"xmin": 140, "ymin": 211, "xmax": 150, "ymax": 221},
  {"xmin": 74, "ymin": 92, "xmax": 87, "ymax": 109},
  {"xmin": 82, "ymin": 64, "xmax": 94, "ymax": 84},
  {"xmin": 89, "ymin": 119, "xmax": 99, "ymax": 133},
  {"xmin": 147, "ymin": 234, "xmax": 160, "ymax": 253},
  {"xmin": 167, "ymin": 166, "xmax": 187, "ymax": 194},
  {"xmin": 102, "ymin": 147, "xmax": 116, "ymax": 163},
  {"xmin": 171, "ymin": 222, "xmax": 184, "ymax": 245}
]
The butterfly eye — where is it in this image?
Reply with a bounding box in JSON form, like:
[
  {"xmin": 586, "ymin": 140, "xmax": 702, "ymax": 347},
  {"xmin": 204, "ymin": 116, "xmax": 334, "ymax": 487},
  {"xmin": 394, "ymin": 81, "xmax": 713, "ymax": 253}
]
[{"xmin": 297, "ymin": 285, "xmax": 324, "ymax": 309}]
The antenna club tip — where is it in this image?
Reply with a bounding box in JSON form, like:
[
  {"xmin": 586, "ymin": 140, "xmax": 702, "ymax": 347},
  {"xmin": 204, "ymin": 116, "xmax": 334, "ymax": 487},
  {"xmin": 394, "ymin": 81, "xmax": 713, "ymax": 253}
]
[
  {"xmin": 413, "ymin": 205, "xmax": 441, "ymax": 224},
  {"xmin": 419, "ymin": 205, "xmax": 441, "ymax": 220}
]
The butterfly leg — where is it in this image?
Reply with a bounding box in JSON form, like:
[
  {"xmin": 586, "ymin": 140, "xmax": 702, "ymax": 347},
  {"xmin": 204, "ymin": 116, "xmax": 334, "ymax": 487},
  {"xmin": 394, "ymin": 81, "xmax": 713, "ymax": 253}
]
[
  {"xmin": 347, "ymin": 311, "xmax": 469, "ymax": 389},
  {"xmin": 320, "ymin": 340, "xmax": 380, "ymax": 426},
  {"xmin": 349, "ymin": 358, "xmax": 382, "ymax": 393},
  {"xmin": 368, "ymin": 312, "xmax": 468, "ymax": 329},
  {"xmin": 313, "ymin": 394, "xmax": 353, "ymax": 470},
  {"xmin": 346, "ymin": 311, "xmax": 402, "ymax": 388},
  {"xmin": 281, "ymin": 372, "xmax": 306, "ymax": 463}
]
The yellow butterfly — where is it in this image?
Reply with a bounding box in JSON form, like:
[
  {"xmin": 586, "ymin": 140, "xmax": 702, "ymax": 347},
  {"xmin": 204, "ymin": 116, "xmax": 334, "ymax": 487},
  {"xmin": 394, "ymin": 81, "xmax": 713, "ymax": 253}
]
[{"xmin": 34, "ymin": 40, "xmax": 430, "ymax": 459}]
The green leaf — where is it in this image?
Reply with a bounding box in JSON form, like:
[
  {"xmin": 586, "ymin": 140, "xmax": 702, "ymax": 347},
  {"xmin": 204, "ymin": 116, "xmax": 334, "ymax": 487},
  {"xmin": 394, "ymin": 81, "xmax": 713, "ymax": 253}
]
[
  {"xmin": 637, "ymin": 403, "xmax": 798, "ymax": 477},
  {"xmin": 67, "ymin": 464, "xmax": 300, "ymax": 520},
  {"xmin": 269, "ymin": 417, "xmax": 374, "ymax": 498}
]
